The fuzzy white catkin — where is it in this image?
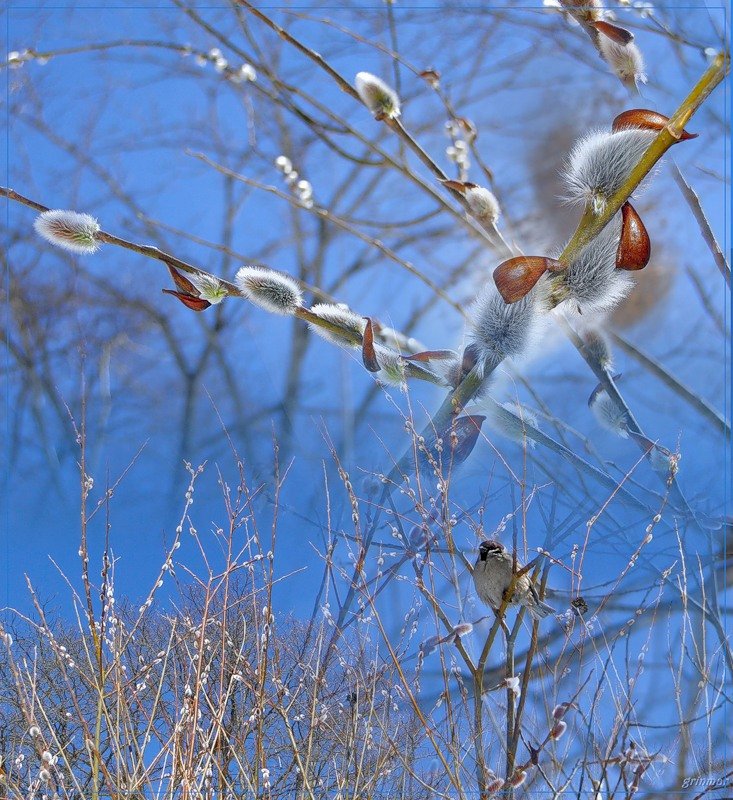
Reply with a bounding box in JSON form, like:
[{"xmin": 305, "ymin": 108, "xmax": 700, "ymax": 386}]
[
  {"xmin": 590, "ymin": 386, "xmax": 629, "ymax": 438},
  {"xmin": 582, "ymin": 328, "xmax": 614, "ymax": 369},
  {"xmin": 560, "ymin": 214, "xmax": 632, "ymax": 314},
  {"xmin": 235, "ymin": 266, "xmax": 303, "ymax": 315},
  {"xmin": 188, "ymin": 273, "xmax": 227, "ymax": 304},
  {"xmin": 563, "ymin": 128, "xmax": 657, "ymax": 211},
  {"xmin": 486, "ymin": 401, "xmax": 538, "ymax": 447},
  {"xmin": 354, "ymin": 72, "xmax": 401, "ymax": 119},
  {"xmin": 465, "ymin": 186, "xmax": 500, "ymax": 223},
  {"xmin": 466, "ymin": 278, "xmax": 547, "ymax": 376},
  {"xmin": 308, "ymin": 303, "xmax": 366, "ymax": 347},
  {"xmin": 34, "ymin": 210, "xmax": 101, "ymax": 254},
  {"xmin": 598, "ymin": 37, "xmax": 647, "ymax": 90},
  {"xmin": 373, "ymin": 344, "xmax": 406, "ymax": 385}
]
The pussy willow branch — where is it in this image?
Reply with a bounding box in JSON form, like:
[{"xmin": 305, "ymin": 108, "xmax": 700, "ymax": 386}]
[
  {"xmin": 409, "ymin": 52, "xmax": 728, "ymax": 487},
  {"xmin": 190, "ymin": 152, "xmax": 465, "ymax": 315},
  {"xmin": 179, "ymin": 1, "xmax": 503, "ymax": 249},
  {"xmin": 0, "ymin": 187, "xmax": 443, "ymax": 386},
  {"xmin": 235, "ymin": 0, "xmax": 516, "ymax": 258},
  {"xmin": 485, "ymin": 399, "xmax": 648, "ymax": 511},
  {"xmin": 557, "ymin": 52, "xmax": 729, "ymax": 265}
]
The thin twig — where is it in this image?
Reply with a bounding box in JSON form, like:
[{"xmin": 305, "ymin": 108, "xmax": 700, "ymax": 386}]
[{"xmin": 671, "ymin": 163, "xmax": 730, "ymax": 286}]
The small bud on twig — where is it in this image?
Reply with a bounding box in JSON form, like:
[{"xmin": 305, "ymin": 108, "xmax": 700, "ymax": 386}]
[
  {"xmin": 592, "ymin": 19, "xmax": 634, "ymax": 44},
  {"xmin": 550, "ymin": 720, "xmax": 568, "ymax": 740},
  {"xmin": 508, "ymin": 769, "xmax": 527, "ymax": 788},
  {"xmin": 486, "ymin": 401, "xmax": 539, "ymax": 448},
  {"xmin": 612, "ymin": 109, "xmax": 698, "ymax": 140},
  {"xmin": 361, "ymin": 317, "xmax": 381, "ymax": 372},
  {"xmin": 581, "ymin": 329, "xmax": 613, "ymax": 369},
  {"xmin": 442, "ymin": 180, "xmax": 500, "ymax": 223},
  {"xmin": 493, "ymin": 256, "xmax": 563, "ymax": 304},
  {"xmin": 419, "ymin": 69, "xmax": 441, "ymax": 88},
  {"xmin": 308, "ymin": 303, "xmax": 366, "ymax": 347},
  {"xmin": 188, "ymin": 272, "xmax": 227, "ymax": 304},
  {"xmin": 561, "ymin": 216, "xmax": 633, "ymax": 313},
  {"xmin": 354, "ymin": 72, "xmax": 401, "ymax": 120},
  {"xmin": 552, "ymin": 701, "xmax": 577, "ymax": 719},
  {"xmin": 616, "ymin": 202, "xmax": 650, "ymax": 270},
  {"xmin": 466, "ymin": 278, "xmax": 547, "ymax": 379},
  {"xmin": 162, "ymin": 289, "xmax": 211, "ymax": 312},
  {"xmin": 564, "ymin": 129, "xmax": 657, "ymax": 212}
]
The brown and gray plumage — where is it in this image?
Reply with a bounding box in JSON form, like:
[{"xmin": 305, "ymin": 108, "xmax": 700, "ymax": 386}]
[{"xmin": 472, "ymin": 540, "xmax": 555, "ymax": 619}]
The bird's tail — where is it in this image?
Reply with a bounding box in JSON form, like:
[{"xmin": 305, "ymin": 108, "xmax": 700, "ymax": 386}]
[{"xmin": 528, "ymin": 599, "xmax": 556, "ymax": 619}]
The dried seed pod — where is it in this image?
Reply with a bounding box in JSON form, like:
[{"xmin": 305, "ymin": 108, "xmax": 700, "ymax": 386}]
[
  {"xmin": 493, "ymin": 256, "xmax": 563, "ymax": 304},
  {"xmin": 361, "ymin": 317, "xmax": 381, "ymax": 372},
  {"xmin": 616, "ymin": 202, "xmax": 651, "ymax": 270},
  {"xmin": 611, "ymin": 109, "xmax": 698, "ymax": 140},
  {"xmin": 592, "ymin": 20, "xmax": 634, "ymax": 44}
]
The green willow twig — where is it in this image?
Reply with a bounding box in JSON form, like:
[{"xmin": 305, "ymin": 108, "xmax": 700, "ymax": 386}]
[{"xmin": 557, "ymin": 52, "xmax": 729, "ymax": 268}]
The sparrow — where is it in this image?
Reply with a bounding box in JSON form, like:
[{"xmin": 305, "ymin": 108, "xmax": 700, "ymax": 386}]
[{"xmin": 472, "ymin": 540, "xmax": 555, "ymax": 620}]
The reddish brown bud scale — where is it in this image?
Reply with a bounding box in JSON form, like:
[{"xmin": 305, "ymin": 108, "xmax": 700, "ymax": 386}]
[
  {"xmin": 616, "ymin": 202, "xmax": 651, "ymax": 270},
  {"xmin": 361, "ymin": 317, "xmax": 381, "ymax": 373},
  {"xmin": 592, "ymin": 20, "xmax": 634, "ymax": 44},
  {"xmin": 441, "ymin": 179, "xmax": 476, "ymax": 194},
  {"xmin": 419, "ymin": 69, "xmax": 441, "ymax": 87},
  {"xmin": 162, "ymin": 289, "xmax": 211, "ymax": 312},
  {"xmin": 166, "ymin": 263, "xmax": 199, "ymax": 295},
  {"xmin": 493, "ymin": 256, "xmax": 563, "ymax": 304},
  {"xmin": 611, "ymin": 109, "xmax": 697, "ymax": 141},
  {"xmin": 405, "ymin": 349, "xmax": 456, "ymax": 363}
]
